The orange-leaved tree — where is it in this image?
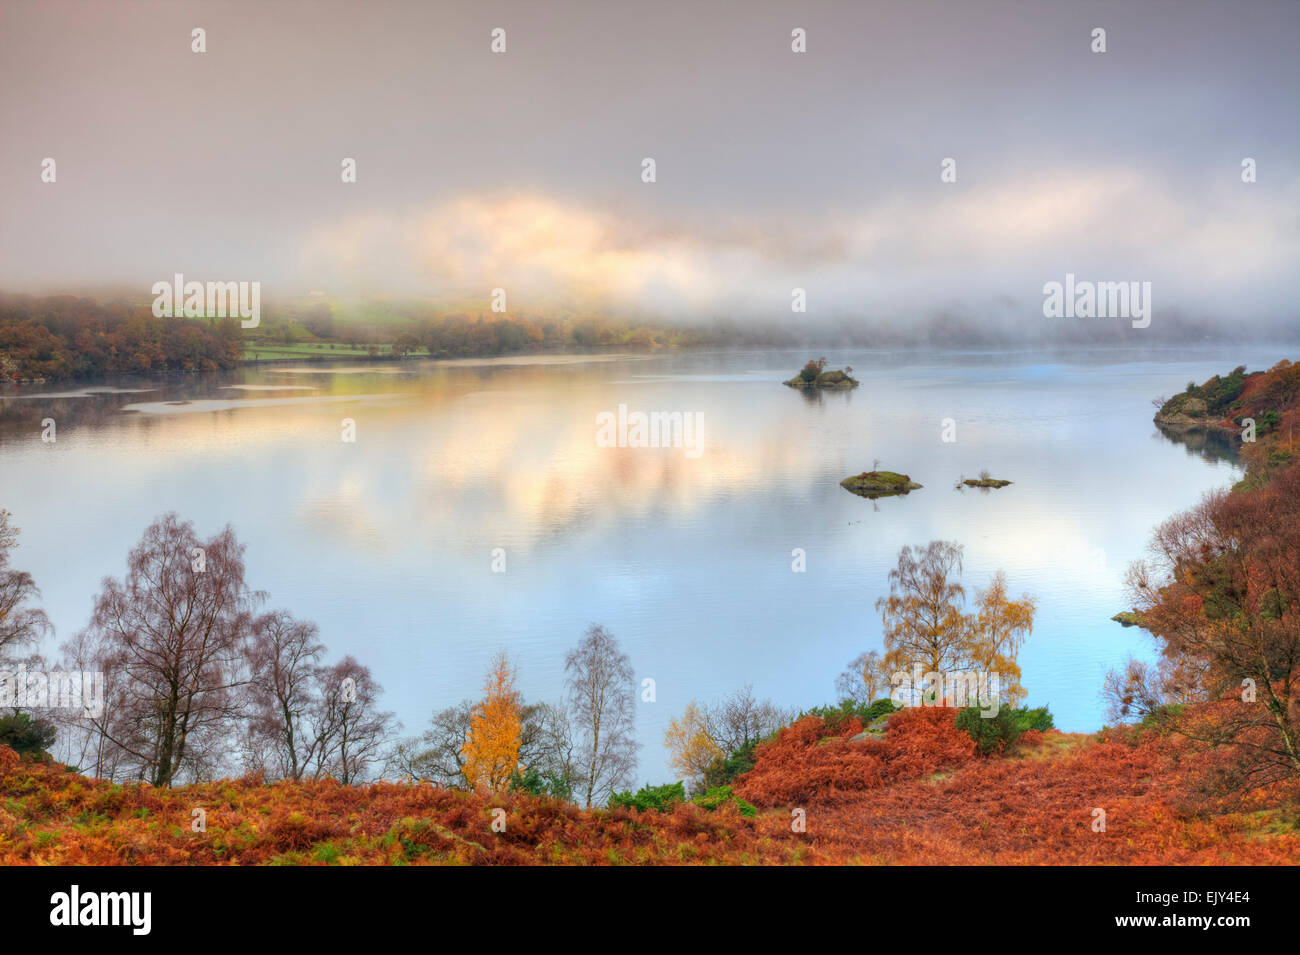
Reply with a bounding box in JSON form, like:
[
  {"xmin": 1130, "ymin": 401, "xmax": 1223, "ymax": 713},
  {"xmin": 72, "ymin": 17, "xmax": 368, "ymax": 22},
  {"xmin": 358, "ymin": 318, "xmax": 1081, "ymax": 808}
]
[
  {"xmin": 461, "ymin": 651, "xmax": 522, "ymax": 793},
  {"xmin": 1124, "ymin": 459, "xmax": 1300, "ymax": 793}
]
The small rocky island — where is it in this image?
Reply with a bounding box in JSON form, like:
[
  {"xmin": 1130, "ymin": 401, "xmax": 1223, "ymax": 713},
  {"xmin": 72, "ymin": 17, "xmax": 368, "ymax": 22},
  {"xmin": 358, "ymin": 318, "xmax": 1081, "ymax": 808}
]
[
  {"xmin": 959, "ymin": 471, "xmax": 1012, "ymax": 489},
  {"xmin": 784, "ymin": 358, "xmax": 860, "ymax": 391},
  {"xmin": 840, "ymin": 469, "xmax": 922, "ymax": 499}
]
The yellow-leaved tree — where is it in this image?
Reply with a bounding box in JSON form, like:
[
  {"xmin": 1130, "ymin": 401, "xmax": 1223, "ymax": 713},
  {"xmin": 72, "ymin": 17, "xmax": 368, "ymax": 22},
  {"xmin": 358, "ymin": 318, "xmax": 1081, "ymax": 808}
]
[
  {"xmin": 663, "ymin": 701, "xmax": 724, "ymax": 785},
  {"xmin": 876, "ymin": 542, "xmax": 1035, "ymax": 709},
  {"xmin": 968, "ymin": 571, "xmax": 1036, "ymax": 708},
  {"xmin": 876, "ymin": 541, "xmax": 971, "ymax": 681},
  {"xmin": 461, "ymin": 651, "xmax": 522, "ymax": 792}
]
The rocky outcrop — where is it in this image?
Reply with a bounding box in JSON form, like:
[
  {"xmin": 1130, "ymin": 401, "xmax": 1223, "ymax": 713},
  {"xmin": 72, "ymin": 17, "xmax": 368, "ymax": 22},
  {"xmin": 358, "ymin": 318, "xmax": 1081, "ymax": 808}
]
[
  {"xmin": 1154, "ymin": 396, "xmax": 1223, "ymax": 434},
  {"xmin": 784, "ymin": 366, "xmax": 860, "ymax": 391},
  {"xmin": 840, "ymin": 470, "xmax": 922, "ymax": 498}
]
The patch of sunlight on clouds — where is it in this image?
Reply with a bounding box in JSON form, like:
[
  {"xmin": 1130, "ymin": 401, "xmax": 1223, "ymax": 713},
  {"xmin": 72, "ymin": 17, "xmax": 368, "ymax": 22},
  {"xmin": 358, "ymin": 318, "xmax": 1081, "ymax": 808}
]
[{"xmin": 296, "ymin": 172, "xmax": 1299, "ymax": 317}]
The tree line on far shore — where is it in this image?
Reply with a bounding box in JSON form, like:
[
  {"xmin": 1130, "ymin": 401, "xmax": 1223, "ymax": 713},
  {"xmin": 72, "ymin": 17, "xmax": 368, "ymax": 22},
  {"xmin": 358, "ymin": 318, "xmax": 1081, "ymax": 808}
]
[{"xmin": 0, "ymin": 295, "xmax": 243, "ymax": 380}]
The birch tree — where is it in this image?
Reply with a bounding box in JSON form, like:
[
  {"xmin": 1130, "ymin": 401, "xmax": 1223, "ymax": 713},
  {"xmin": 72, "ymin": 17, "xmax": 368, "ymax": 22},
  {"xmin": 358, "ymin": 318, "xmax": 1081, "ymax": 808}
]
[{"xmin": 565, "ymin": 624, "xmax": 637, "ymax": 808}]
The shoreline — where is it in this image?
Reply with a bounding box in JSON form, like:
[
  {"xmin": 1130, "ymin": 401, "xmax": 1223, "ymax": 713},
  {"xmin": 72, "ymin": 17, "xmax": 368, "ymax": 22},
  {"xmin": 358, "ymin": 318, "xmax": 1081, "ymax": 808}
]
[{"xmin": 7, "ymin": 342, "xmax": 1300, "ymax": 391}]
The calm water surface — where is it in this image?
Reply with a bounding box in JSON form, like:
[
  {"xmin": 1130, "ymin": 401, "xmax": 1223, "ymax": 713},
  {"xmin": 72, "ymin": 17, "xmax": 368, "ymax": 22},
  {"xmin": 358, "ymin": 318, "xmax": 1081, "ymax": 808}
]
[{"xmin": 0, "ymin": 348, "xmax": 1277, "ymax": 784}]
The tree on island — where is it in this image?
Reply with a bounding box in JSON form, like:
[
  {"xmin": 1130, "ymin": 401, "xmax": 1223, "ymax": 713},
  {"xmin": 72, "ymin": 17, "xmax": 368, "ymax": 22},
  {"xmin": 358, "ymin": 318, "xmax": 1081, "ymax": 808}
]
[{"xmin": 798, "ymin": 357, "xmax": 829, "ymax": 382}]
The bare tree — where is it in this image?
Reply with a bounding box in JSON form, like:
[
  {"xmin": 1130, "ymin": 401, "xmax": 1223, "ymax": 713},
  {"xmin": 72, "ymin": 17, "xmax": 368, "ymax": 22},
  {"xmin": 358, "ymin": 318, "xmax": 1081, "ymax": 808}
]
[
  {"xmin": 835, "ymin": 650, "xmax": 889, "ymax": 706},
  {"xmin": 0, "ymin": 509, "xmax": 50, "ymax": 666},
  {"xmin": 704, "ymin": 685, "xmax": 791, "ymax": 752},
  {"xmin": 78, "ymin": 514, "xmax": 255, "ymax": 786},
  {"xmin": 519, "ymin": 700, "xmax": 578, "ymax": 798},
  {"xmin": 48, "ymin": 513, "xmax": 392, "ymax": 785},
  {"xmin": 387, "ymin": 699, "xmax": 475, "ymax": 787},
  {"xmin": 244, "ymin": 610, "xmax": 326, "ymax": 780},
  {"xmin": 310, "ymin": 657, "xmax": 394, "ymax": 785},
  {"xmin": 0, "ymin": 510, "xmax": 56, "ymax": 760},
  {"xmin": 664, "ymin": 686, "xmax": 793, "ymax": 793},
  {"xmin": 1101, "ymin": 654, "xmax": 1209, "ymax": 725},
  {"xmin": 1101, "ymin": 658, "xmax": 1165, "ymax": 724},
  {"xmin": 565, "ymin": 624, "xmax": 638, "ymax": 808},
  {"xmin": 55, "ymin": 628, "xmax": 128, "ymax": 779}
]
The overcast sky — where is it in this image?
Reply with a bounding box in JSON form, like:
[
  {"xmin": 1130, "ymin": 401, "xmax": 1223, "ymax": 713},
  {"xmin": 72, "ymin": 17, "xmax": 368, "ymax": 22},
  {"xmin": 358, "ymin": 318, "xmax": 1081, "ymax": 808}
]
[{"xmin": 1, "ymin": 0, "xmax": 1297, "ymax": 329}]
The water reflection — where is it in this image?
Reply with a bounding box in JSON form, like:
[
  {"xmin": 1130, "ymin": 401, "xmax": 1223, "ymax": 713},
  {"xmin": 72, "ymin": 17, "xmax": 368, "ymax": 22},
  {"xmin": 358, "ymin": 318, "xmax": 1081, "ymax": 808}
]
[
  {"xmin": 1153, "ymin": 423, "xmax": 1241, "ymax": 465},
  {"xmin": 0, "ymin": 348, "xmax": 1277, "ymax": 784}
]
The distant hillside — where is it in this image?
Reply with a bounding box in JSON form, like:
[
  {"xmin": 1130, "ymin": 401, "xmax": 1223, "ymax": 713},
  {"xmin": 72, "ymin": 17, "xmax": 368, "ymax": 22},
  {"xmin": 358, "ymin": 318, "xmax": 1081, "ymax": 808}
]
[
  {"xmin": 0, "ymin": 294, "xmax": 242, "ymax": 381},
  {"xmin": 7, "ymin": 289, "xmax": 1300, "ymax": 383}
]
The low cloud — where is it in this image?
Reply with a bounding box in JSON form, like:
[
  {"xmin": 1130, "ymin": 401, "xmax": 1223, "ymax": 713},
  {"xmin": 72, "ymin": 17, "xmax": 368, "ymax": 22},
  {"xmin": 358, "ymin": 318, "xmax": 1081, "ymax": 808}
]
[{"xmin": 296, "ymin": 168, "xmax": 1299, "ymax": 326}]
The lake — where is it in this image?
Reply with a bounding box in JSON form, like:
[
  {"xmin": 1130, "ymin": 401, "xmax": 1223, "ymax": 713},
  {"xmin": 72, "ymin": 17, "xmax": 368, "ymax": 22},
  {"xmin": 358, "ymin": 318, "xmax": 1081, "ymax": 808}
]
[{"xmin": 0, "ymin": 347, "xmax": 1277, "ymax": 785}]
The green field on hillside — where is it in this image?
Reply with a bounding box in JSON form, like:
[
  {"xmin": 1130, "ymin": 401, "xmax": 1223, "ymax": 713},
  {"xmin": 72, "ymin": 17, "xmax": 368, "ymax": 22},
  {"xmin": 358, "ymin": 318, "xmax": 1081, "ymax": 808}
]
[{"xmin": 242, "ymin": 342, "xmax": 430, "ymax": 362}]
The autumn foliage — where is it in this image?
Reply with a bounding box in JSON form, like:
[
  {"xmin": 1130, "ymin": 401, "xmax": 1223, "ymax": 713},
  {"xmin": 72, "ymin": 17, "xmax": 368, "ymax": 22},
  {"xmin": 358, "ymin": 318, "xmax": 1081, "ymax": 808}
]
[
  {"xmin": 3, "ymin": 717, "xmax": 1296, "ymax": 864},
  {"xmin": 0, "ymin": 294, "xmax": 242, "ymax": 379},
  {"xmin": 460, "ymin": 652, "xmax": 522, "ymax": 793},
  {"xmin": 734, "ymin": 707, "xmax": 977, "ymax": 806},
  {"xmin": 1118, "ymin": 360, "xmax": 1300, "ymax": 797}
]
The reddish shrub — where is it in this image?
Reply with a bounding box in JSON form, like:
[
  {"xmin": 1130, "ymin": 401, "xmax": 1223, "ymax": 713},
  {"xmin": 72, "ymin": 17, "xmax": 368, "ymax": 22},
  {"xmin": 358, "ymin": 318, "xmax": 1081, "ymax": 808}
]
[
  {"xmin": 2, "ymin": 717, "xmax": 1296, "ymax": 865},
  {"xmin": 735, "ymin": 707, "xmax": 976, "ymax": 807},
  {"xmin": 881, "ymin": 707, "xmax": 977, "ymax": 776},
  {"xmin": 264, "ymin": 808, "xmax": 351, "ymax": 851}
]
